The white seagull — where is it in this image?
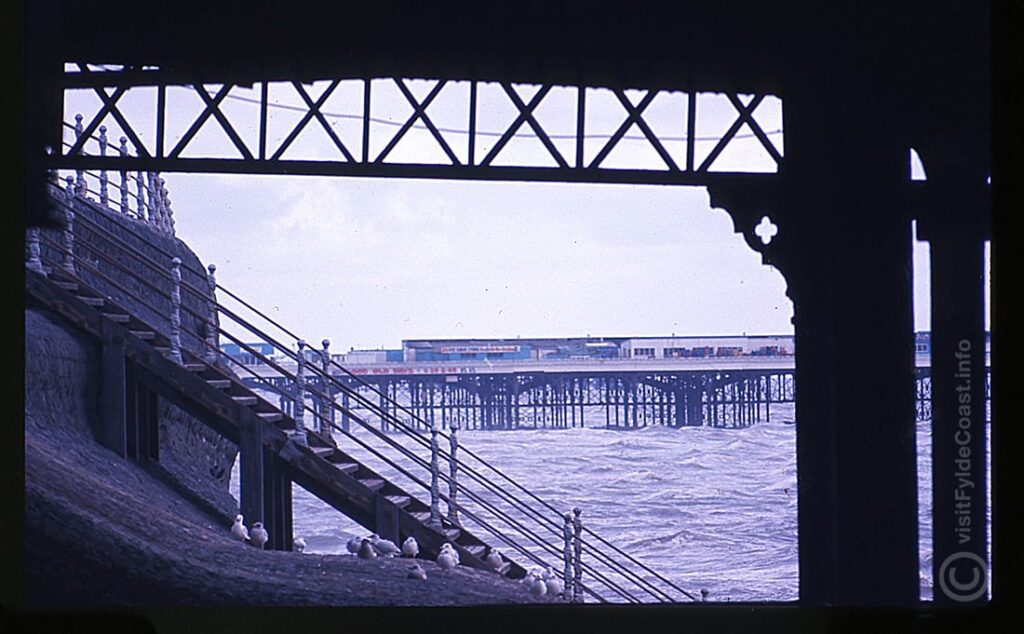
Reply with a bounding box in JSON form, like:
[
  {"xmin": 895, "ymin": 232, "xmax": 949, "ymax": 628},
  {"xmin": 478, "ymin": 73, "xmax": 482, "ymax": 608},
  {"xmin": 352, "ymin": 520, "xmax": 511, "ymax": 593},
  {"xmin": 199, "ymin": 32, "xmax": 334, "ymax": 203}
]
[
  {"xmin": 358, "ymin": 538, "xmax": 378, "ymax": 559},
  {"xmin": 293, "ymin": 537, "xmax": 306, "ymax": 553},
  {"xmin": 250, "ymin": 522, "xmax": 268, "ymax": 549},
  {"xmin": 440, "ymin": 542, "xmax": 460, "ymax": 565},
  {"xmin": 528, "ymin": 575, "xmax": 548, "ymax": 597},
  {"xmin": 485, "ymin": 548, "xmax": 503, "ymax": 570},
  {"xmin": 401, "ymin": 536, "xmax": 419, "ymax": 558},
  {"xmin": 545, "ymin": 575, "xmax": 564, "ymax": 597},
  {"xmin": 370, "ymin": 534, "xmax": 401, "ymax": 557},
  {"xmin": 231, "ymin": 515, "xmax": 249, "ymax": 542},
  {"xmin": 407, "ymin": 563, "xmax": 428, "ymax": 580},
  {"xmin": 346, "ymin": 536, "xmax": 363, "ymax": 554},
  {"xmin": 436, "ymin": 549, "xmax": 456, "ymax": 571}
]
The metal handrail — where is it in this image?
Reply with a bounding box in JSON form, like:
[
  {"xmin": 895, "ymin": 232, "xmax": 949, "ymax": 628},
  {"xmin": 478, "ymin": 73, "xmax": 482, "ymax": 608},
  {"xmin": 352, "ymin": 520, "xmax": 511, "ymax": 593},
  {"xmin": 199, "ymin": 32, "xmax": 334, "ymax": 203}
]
[
  {"xmin": 214, "ymin": 281, "xmax": 693, "ymax": 600},
  {"xmin": 214, "ymin": 332, "xmax": 625, "ymax": 603},
  {"xmin": 32, "ymin": 228, "xmax": 626, "ymax": 600},
  {"xmin": 40, "ymin": 186, "xmax": 695, "ymax": 602},
  {"xmin": 213, "ymin": 296, "xmax": 677, "ymax": 602}
]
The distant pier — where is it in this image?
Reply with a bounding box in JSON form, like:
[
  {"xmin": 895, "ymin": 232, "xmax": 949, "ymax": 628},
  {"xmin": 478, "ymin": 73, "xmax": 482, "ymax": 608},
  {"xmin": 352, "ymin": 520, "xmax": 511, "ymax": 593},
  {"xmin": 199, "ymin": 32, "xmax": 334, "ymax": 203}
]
[{"xmin": 237, "ymin": 347, "xmax": 978, "ymax": 430}]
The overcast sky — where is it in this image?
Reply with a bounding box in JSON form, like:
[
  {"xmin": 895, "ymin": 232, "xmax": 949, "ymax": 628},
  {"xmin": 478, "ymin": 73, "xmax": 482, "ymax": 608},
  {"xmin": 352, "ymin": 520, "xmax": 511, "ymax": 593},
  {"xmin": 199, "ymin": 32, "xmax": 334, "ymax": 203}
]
[{"xmin": 60, "ymin": 76, "xmax": 989, "ymax": 351}]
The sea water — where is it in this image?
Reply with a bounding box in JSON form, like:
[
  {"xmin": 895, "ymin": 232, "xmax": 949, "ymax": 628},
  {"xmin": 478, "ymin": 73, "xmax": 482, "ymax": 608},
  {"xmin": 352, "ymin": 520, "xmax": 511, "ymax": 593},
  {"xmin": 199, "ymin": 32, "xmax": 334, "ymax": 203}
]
[{"xmin": 229, "ymin": 402, "xmax": 991, "ymax": 603}]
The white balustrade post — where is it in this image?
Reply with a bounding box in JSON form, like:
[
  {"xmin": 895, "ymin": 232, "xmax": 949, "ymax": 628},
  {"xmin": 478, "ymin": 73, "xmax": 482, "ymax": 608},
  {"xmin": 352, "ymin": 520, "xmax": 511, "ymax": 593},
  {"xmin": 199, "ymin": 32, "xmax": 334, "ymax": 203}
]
[
  {"xmin": 27, "ymin": 170, "xmax": 55, "ymax": 272},
  {"xmin": 294, "ymin": 340, "xmax": 308, "ymax": 446},
  {"xmin": 26, "ymin": 226, "xmax": 45, "ymax": 274},
  {"xmin": 447, "ymin": 421, "xmax": 460, "ymax": 525},
  {"xmin": 62, "ymin": 177, "xmax": 76, "ymax": 275},
  {"xmin": 321, "ymin": 339, "xmax": 333, "ymax": 435},
  {"xmin": 204, "ymin": 264, "xmax": 219, "ymax": 364},
  {"xmin": 153, "ymin": 176, "xmax": 166, "ymax": 233},
  {"xmin": 168, "ymin": 257, "xmax": 183, "ymax": 364},
  {"xmin": 163, "ymin": 185, "xmax": 176, "ymax": 236},
  {"xmin": 563, "ymin": 512, "xmax": 574, "ymax": 603},
  {"xmin": 136, "ymin": 167, "xmax": 146, "ymax": 220},
  {"xmin": 119, "ymin": 137, "xmax": 130, "ymax": 213},
  {"xmin": 573, "ymin": 507, "xmax": 583, "ymax": 603},
  {"xmin": 73, "ymin": 114, "xmax": 86, "ymax": 196},
  {"xmin": 146, "ymin": 172, "xmax": 158, "ymax": 227},
  {"xmin": 98, "ymin": 125, "xmax": 109, "ymax": 206},
  {"xmin": 429, "ymin": 418, "xmax": 442, "ymax": 528}
]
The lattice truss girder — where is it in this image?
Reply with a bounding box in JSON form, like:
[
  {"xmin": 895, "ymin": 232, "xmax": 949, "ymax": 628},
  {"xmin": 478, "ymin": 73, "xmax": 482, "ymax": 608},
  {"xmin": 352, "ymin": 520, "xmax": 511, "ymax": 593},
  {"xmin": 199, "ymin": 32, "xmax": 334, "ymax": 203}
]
[{"xmin": 58, "ymin": 64, "xmax": 784, "ymax": 181}]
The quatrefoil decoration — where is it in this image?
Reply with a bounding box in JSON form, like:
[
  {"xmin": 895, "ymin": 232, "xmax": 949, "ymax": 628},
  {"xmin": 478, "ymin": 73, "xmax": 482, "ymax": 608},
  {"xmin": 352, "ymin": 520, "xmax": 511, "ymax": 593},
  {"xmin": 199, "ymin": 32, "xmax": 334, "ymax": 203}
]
[{"xmin": 754, "ymin": 216, "xmax": 778, "ymax": 245}]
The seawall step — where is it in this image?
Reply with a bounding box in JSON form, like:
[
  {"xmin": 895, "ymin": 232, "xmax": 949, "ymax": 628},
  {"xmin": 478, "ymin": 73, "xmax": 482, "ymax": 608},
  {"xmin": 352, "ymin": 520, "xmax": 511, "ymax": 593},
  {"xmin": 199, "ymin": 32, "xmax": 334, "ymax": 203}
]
[
  {"xmin": 385, "ymin": 495, "xmax": 411, "ymax": 508},
  {"xmin": 444, "ymin": 528, "xmax": 461, "ymax": 541},
  {"xmin": 463, "ymin": 544, "xmax": 487, "ymax": 557},
  {"xmin": 358, "ymin": 478, "xmax": 385, "ymax": 492},
  {"xmin": 409, "ymin": 511, "xmax": 431, "ymax": 523},
  {"xmin": 104, "ymin": 313, "xmax": 130, "ymax": 323},
  {"xmin": 77, "ymin": 296, "xmax": 104, "ymax": 307},
  {"xmin": 53, "ymin": 281, "xmax": 79, "ymax": 291},
  {"xmin": 331, "ymin": 462, "xmax": 359, "ymax": 474},
  {"xmin": 232, "ymin": 396, "xmax": 258, "ymax": 406},
  {"xmin": 184, "ymin": 363, "xmax": 207, "ymax": 372},
  {"xmin": 258, "ymin": 412, "xmax": 284, "ymax": 423},
  {"xmin": 311, "ymin": 447, "xmax": 334, "ymax": 458},
  {"xmin": 128, "ymin": 330, "xmax": 156, "ymax": 340},
  {"xmin": 206, "ymin": 379, "xmax": 231, "ymax": 389}
]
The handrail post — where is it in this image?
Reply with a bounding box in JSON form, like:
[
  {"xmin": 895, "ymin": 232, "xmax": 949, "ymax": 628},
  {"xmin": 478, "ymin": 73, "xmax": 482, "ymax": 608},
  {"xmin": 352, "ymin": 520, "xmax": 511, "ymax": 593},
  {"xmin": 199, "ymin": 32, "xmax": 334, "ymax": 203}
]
[
  {"xmin": 137, "ymin": 168, "xmax": 146, "ymax": 220},
  {"xmin": 61, "ymin": 177, "xmax": 76, "ymax": 275},
  {"xmin": 321, "ymin": 339, "xmax": 333, "ymax": 436},
  {"xmin": 563, "ymin": 512, "xmax": 574, "ymax": 602},
  {"xmin": 293, "ymin": 340, "xmax": 308, "ymax": 446},
  {"xmin": 162, "ymin": 184, "xmax": 175, "ymax": 236},
  {"xmin": 153, "ymin": 176, "xmax": 166, "ymax": 233},
  {"xmin": 429, "ymin": 418, "xmax": 442, "ymax": 528},
  {"xmin": 119, "ymin": 137, "xmax": 130, "ymax": 213},
  {"xmin": 168, "ymin": 257, "xmax": 183, "ymax": 364},
  {"xmin": 73, "ymin": 114, "xmax": 86, "ymax": 196},
  {"xmin": 98, "ymin": 125, "xmax": 109, "ymax": 206},
  {"xmin": 25, "ymin": 226, "xmax": 45, "ymax": 274},
  {"xmin": 146, "ymin": 172, "xmax": 158, "ymax": 227},
  {"xmin": 447, "ymin": 420, "xmax": 460, "ymax": 525},
  {"xmin": 573, "ymin": 507, "xmax": 583, "ymax": 603},
  {"xmin": 204, "ymin": 264, "xmax": 219, "ymax": 364}
]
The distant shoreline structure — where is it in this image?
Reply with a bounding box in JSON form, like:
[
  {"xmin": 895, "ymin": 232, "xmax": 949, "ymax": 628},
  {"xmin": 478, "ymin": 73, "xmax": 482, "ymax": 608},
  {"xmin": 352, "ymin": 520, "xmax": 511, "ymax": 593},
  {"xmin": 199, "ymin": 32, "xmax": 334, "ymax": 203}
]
[{"xmin": 221, "ymin": 331, "xmax": 990, "ymax": 367}]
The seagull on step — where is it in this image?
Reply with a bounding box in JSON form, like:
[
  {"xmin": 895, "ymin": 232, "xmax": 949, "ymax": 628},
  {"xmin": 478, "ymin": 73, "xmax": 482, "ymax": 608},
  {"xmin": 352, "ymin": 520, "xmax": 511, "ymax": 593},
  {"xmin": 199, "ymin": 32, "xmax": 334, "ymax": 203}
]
[
  {"xmin": 293, "ymin": 537, "xmax": 306, "ymax": 553},
  {"xmin": 407, "ymin": 563, "xmax": 428, "ymax": 580},
  {"xmin": 545, "ymin": 575, "xmax": 564, "ymax": 597},
  {"xmin": 358, "ymin": 538, "xmax": 378, "ymax": 559},
  {"xmin": 370, "ymin": 533, "xmax": 400, "ymax": 557},
  {"xmin": 542, "ymin": 566, "xmax": 555, "ymax": 580},
  {"xmin": 250, "ymin": 522, "xmax": 268, "ymax": 549},
  {"xmin": 231, "ymin": 515, "xmax": 249, "ymax": 542},
  {"xmin": 440, "ymin": 542, "xmax": 460, "ymax": 565},
  {"xmin": 402, "ymin": 536, "xmax": 420, "ymax": 558},
  {"xmin": 437, "ymin": 549, "xmax": 456, "ymax": 571},
  {"xmin": 528, "ymin": 575, "xmax": 548, "ymax": 597},
  {"xmin": 485, "ymin": 548, "xmax": 503, "ymax": 570},
  {"xmin": 346, "ymin": 536, "xmax": 363, "ymax": 554}
]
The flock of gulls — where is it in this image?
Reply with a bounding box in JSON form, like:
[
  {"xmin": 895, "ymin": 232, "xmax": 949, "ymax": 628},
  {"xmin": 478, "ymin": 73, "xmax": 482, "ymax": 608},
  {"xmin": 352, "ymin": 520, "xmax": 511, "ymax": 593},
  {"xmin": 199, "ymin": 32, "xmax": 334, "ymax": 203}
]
[{"xmin": 228, "ymin": 513, "xmax": 565, "ymax": 598}]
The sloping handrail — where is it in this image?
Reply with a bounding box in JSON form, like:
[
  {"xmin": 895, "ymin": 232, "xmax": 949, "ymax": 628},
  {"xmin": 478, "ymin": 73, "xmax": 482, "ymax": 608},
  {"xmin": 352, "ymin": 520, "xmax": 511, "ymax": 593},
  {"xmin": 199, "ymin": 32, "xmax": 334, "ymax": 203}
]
[{"xmin": 42, "ymin": 185, "xmax": 697, "ymax": 602}]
